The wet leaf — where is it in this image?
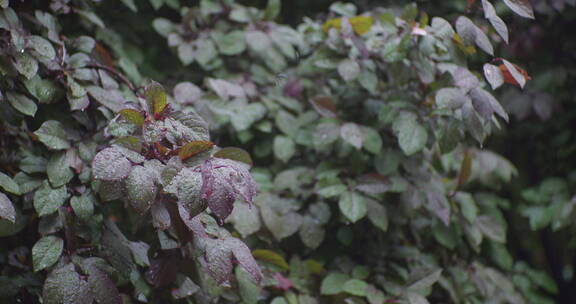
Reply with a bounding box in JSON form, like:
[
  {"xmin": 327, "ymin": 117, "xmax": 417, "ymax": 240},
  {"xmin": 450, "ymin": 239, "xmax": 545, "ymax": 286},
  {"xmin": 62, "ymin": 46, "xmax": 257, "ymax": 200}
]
[
  {"xmin": 392, "ymin": 112, "xmax": 428, "ymax": 155},
  {"xmin": 145, "ymin": 81, "xmax": 168, "ymax": 116},
  {"xmin": 43, "ymin": 264, "xmax": 93, "ymax": 304},
  {"xmin": 0, "ymin": 171, "xmax": 20, "ymax": 195},
  {"xmin": 6, "ymin": 92, "xmax": 37, "ymax": 117},
  {"xmin": 119, "ymin": 109, "xmax": 145, "ymax": 127},
  {"xmin": 32, "ymin": 235, "xmax": 64, "ymax": 271},
  {"xmin": 0, "ymin": 193, "xmax": 16, "ymax": 223},
  {"xmin": 47, "ymin": 152, "xmax": 73, "ymax": 187},
  {"xmin": 343, "ymin": 279, "xmax": 368, "ymax": 296},
  {"xmin": 92, "ymin": 147, "xmax": 133, "ymax": 181},
  {"xmin": 483, "ymin": 63, "xmax": 504, "ymax": 90},
  {"xmin": 86, "ymin": 263, "xmax": 122, "ymax": 304},
  {"xmin": 274, "ymin": 135, "xmax": 295, "ymax": 162},
  {"xmin": 310, "ymin": 96, "xmax": 338, "ymax": 118},
  {"xmin": 499, "ymin": 60, "xmax": 530, "ymax": 88},
  {"xmin": 33, "ymin": 181, "xmax": 69, "ymax": 217},
  {"xmin": 321, "ymin": 273, "xmax": 350, "ymax": 295},
  {"xmin": 126, "ymin": 165, "xmax": 157, "ymax": 214},
  {"xmin": 339, "ymin": 191, "xmax": 367, "ymax": 223},
  {"xmin": 340, "ymin": 122, "xmax": 363, "ymax": 149},
  {"xmin": 34, "ymin": 121, "xmax": 70, "ymax": 150},
  {"xmin": 177, "ymin": 141, "xmax": 214, "ymax": 160}
]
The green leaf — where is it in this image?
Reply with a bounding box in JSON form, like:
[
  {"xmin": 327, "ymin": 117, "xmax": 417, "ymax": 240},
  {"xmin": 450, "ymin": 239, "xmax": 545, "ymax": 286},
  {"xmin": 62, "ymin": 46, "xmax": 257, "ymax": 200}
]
[
  {"xmin": 120, "ymin": 0, "xmax": 137, "ymax": 11},
  {"xmin": 34, "ymin": 121, "xmax": 70, "ymax": 150},
  {"xmin": 6, "ymin": 92, "xmax": 37, "ymax": 117},
  {"xmin": 476, "ymin": 215, "xmax": 506, "ymax": 243},
  {"xmin": 340, "ymin": 122, "xmax": 363, "ymax": 149},
  {"xmin": 43, "ymin": 264, "xmax": 93, "ymax": 303},
  {"xmin": 0, "ymin": 171, "xmax": 20, "ymax": 195},
  {"xmin": 252, "ymin": 249, "xmax": 289, "ymax": 270},
  {"xmin": 214, "ymin": 147, "xmax": 253, "ymax": 166},
  {"xmin": 145, "ymin": 81, "xmax": 167, "ymax": 116},
  {"xmin": 392, "ymin": 112, "xmax": 428, "ymax": 155},
  {"xmin": 264, "ymin": 0, "xmax": 281, "ymax": 20},
  {"xmin": 126, "ymin": 165, "xmax": 157, "ymax": 214},
  {"xmin": 273, "ymin": 135, "xmax": 295, "ymax": 162},
  {"xmin": 119, "ymin": 109, "xmax": 145, "ymax": 127},
  {"xmin": 27, "ymin": 35, "xmax": 56, "ymax": 59},
  {"xmin": 32, "ymin": 236, "xmax": 64, "ymax": 271},
  {"xmin": 47, "ymin": 152, "xmax": 73, "ymax": 187},
  {"xmin": 343, "ymin": 279, "xmax": 368, "ymax": 297},
  {"xmin": 236, "ymin": 267, "xmax": 261, "ymax": 304},
  {"xmin": 408, "ymin": 269, "xmax": 442, "ymax": 291},
  {"xmin": 339, "ymin": 191, "xmax": 367, "ymax": 223},
  {"xmin": 320, "ymin": 273, "xmax": 350, "ymax": 295},
  {"xmin": 70, "ymin": 192, "xmax": 94, "ymax": 221},
  {"xmin": 33, "ymin": 181, "xmax": 68, "ymax": 217},
  {"xmin": 13, "ymin": 53, "xmax": 38, "ymax": 79},
  {"xmin": 299, "ymin": 216, "xmax": 325, "ymax": 249},
  {"xmin": 92, "ymin": 147, "xmax": 133, "ymax": 181},
  {"xmin": 503, "ymin": 0, "xmax": 535, "ymax": 19},
  {"xmin": 0, "ymin": 192, "xmax": 16, "ymax": 223},
  {"xmin": 338, "ymin": 59, "xmax": 360, "ymax": 81},
  {"xmin": 366, "ymin": 199, "xmax": 388, "ymax": 232},
  {"xmin": 361, "ymin": 127, "xmax": 382, "ymax": 154},
  {"xmin": 214, "ymin": 30, "xmax": 246, "ymax": 55}
]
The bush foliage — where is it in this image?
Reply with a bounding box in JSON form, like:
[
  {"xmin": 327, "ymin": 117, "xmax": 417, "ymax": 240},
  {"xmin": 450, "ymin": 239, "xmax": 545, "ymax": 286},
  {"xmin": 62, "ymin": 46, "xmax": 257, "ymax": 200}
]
[{"xmin": 0, "ymin": 0, "xmax": 571, "ymax": 303}]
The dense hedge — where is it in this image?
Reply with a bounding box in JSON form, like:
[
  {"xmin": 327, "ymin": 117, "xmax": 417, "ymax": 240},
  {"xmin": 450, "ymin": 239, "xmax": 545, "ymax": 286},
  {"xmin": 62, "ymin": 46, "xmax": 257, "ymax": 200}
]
[{"xmin": 0, "ymin": 0, "xmax": 568, "ymax": 303}]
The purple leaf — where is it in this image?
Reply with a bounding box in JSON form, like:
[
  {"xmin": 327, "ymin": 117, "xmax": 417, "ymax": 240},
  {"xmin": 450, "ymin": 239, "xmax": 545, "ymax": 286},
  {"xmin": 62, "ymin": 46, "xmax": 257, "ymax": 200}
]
[
  {"xmin": 204, "ymin": 236, "xmax": 262, "ymax": 285},
  {"xmin": 87, "ymin": 264, "xmax": 121, "ymax": 304},
  {"xmin": 200, "ymin": 158, "xmax": 257, "ymax": 224},
  {"xmin": 177, "ymin": 201, "xmax": 208, "ymax": 239}
]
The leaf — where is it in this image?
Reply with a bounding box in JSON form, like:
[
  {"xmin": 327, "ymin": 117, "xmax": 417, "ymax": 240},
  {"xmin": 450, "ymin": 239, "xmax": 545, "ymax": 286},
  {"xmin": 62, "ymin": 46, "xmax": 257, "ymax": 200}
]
[
  {"xmin": 173, "ymin": 82, "xmax": 203, "ymax": 104},
  {"xmin": 366, "ymin": 199, "xmax": 388, "ymax": 232},
  {"xmin": 274, "ymin": 135, "xmax": 296, "ymax": 162},
  {"xmin": 126, "ymin": 165, "xmax": 157, "ymax": 214},
  {"xmin": 43, "ymin": 264, "xmax": 93, "ymax": 304},
  {"xmin": 361, "ymin": 127, "xmax": 382, "ymax": 154},
  {"xmin": 258, "ymin": 193, "xmax": 303, "ymax": 240},
  {"xmin": 503, "ymin": 0, "xmax": 535, "ymax": 19},
  {"xmin": 214, "ymin": 30, "xmax": 247, "ymax": 56},
  {"xmin": 343, "ymin": 279, "xmax": 368, "ymax": 297},
  {"xmin": 214, "ymin": 147, "xmax": 253, "ymax": 166},
  {"xmin": 0, "ymin": 171, "xmax": 20, "ymax": 195},
  {"xmin": 228, "ymin": 200, "xmax": 261, "ymax": 237},
  {"xmin": 340, "ymin": 122, "xmax": 363, "ymax": 149},
  {"xmin": 176, "ymin": 141, "xmax": 213, "ymax": 161},
  {"xmin": 86, "ymin": 264, "xmax": 122, "ymax": 304},
  {"xmin": 27, "ymin": 35, "xmax": 56, "ymax": 59},
  {"xmin": 92, "ymin": 147, "xmax": 133, "ymax": 181},
  {"xmin": 252, "ymin": 249, "xmax": 289, "ymax": 270},
  {"xmin": 264, "ymin": 0, "xmax": 281, "ymax": 20},
  {"xmin": 499, "ymin": 60, "xmax": 530, "ymax": 88},
  {"xmin": 165, "ymin": 168, "xmax": 203, "ymax": 212},
  {"xmin": 339, "ymin": 191, "xmax": 368, "ymax": 223},
  {"xmin": 299, "ymin": 216, "xmax": 325, "ymax": 249},
  {"xmin": 32, "ymin": 236, "xmax": 64, "ymax": 271},
  {"xmin": 469, "ymin": 87, "xmax": 509, "ymax": 122},
  {"xmin": 435, "ymin": 87, "xmax": 467, "ymax": 109},
  {"xmin": 320, "ymin": 273, "xmax": 350, "ymax": 295},
  {"xmin": 392, "ymin": 112, "xmax": 428, "ymax": 155},
  {"xmin": 200, "ymin": 158, "xmax": 257, "ymax": 224},
  {"xmin": 425, "ymin": 190, "xmax": 451, "ymax": 226},
  {"xmin": 13, "ymin": 53, "xmax": 38, "ymax": 79},
  {"xmin": 453, "ymin": 67, "xmax": 479, "ymax": 91},
  {"xmin": 47, "ymin": 152, "xmax": 73, "ymax": 187},
  {"xmin": 338, "ymin": 59, "xmax": 360, "ymax": 81},
  {"xmin": 205, "ymin": 237, "xmax": 262, "ymax": 284},
  {"xmin": 70, "ymin": 192, "xmax": 95, "ymax": 221},
  {"xmin": 236, "ymin": 267, "xmax": 261, "ymax": 304},
  {"xmin": 171, "ymin": 275, "xmax": 200, "ymax": 299},
  {"xmin": 0, "ymin": 193, "xmax": 16, "ymax": 223},
  {"xmin": 408, "ymin": 269, "xmax": 442, "ymax": 290},
  {"xmin": 457, "ymin": 150, "xmax": 472, "ymax": 188},
  {"xmin": 310, "ymin": 96, "xmax": 338, "ymax": 118},
  {"xmin": 120, "ymin": 0, "xmax": 137, "ymax": 11},
  {"xmin": 34, "ymin": 121, "xmax": 70, "ymax": 150},
  {"xmin": 6, "ymin": 92, "xmax": 37, "ymax": 117},
  {"xmin": 33, "ymin": 181, "xmax": 69, "ymax": 217},
  {"xmin": 483, "ymin": 63, "xmax": 504, "ymax": 90},
  {"xmin": 323, "ymin": 16, "xmax": 373, "ymax": 35},
  {"xmin": 119, "ymin": 109, "xmax": 145, "ymax": 127},
  {"xmin": 476, "ymin": 215, "xmax": 506, "ymax": 243},
  {"xmin": 482, "ymin": 0, "xmax": 509, "ymax": 43},
  {"xmin": 145, "ymin": 81, "xmax": 168, "ymax": 117}
]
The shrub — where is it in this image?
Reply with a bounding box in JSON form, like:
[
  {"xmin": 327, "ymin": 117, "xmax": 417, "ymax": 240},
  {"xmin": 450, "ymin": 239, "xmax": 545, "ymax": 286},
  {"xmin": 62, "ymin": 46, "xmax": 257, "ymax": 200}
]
[{"xmin": 0, "ymin": 0, "xmax": 559, "ymax": 303}]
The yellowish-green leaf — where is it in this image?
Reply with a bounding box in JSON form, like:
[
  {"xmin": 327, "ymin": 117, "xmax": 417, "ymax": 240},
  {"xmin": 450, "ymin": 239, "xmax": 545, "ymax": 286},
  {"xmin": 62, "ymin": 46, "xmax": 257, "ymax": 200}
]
[
  {"xmin": 145, "ymin": 81, "xmax": 167, "ymax": 117},
  {"xmin": 119, "ymin": 109, "xmax": 145, "ymax": 127},
  {"xmin": 252, "ymin": 249, "xmax": 289, "ymax": 270},
  {"xmin": 177, "ymin": 141, "xmax": 214, "ymax": 160},
  {"xmin": 322, "ymin": 16, "xmax": 373, "ymax": 35}
]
